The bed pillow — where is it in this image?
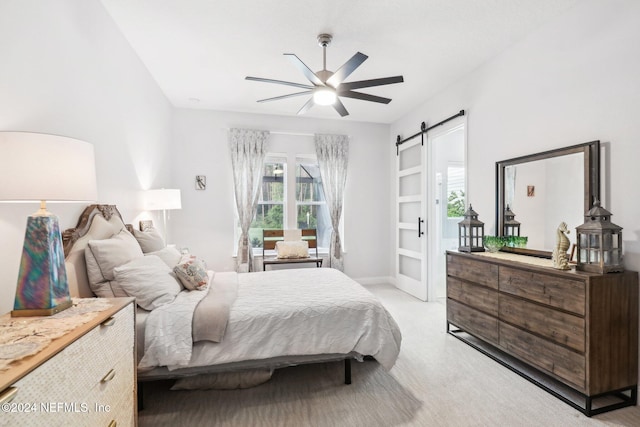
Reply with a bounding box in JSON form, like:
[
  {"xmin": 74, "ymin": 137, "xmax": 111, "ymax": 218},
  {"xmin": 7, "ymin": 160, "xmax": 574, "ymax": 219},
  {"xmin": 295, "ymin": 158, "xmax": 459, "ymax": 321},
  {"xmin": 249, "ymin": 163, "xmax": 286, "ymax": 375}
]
[
  {"xmin": 173, "ymin": 255, "xmax": 209, "ymax": 291},
  {"xmin": 275, "ymin": 240, "xmax": 310, "ymax": 259},
  {"xmin": 114, "ymin": 255, "xmax": 182, "ymax": 310},
  {"xmin": 85, "ymin": 229, "xmax": 144, "ymax": 297},
  {"xmin": 146, "ymin": 246, "xmax": 182, "ymax": 268},
  {"xmin": 133, "ymin": 227, "xmax": 165, "ymax": 253}
]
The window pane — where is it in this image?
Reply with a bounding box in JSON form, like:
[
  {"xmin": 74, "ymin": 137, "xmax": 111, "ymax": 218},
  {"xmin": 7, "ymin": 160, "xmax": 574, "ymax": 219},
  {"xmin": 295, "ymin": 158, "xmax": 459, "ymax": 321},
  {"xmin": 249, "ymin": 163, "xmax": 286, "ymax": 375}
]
[
  {"xmin": 250, "ymin": 204, "xmax": 284, "ymax": 248},
  {"xmin": 447, "ymin": 165, "xmax": 465, "ymax": 218},
  {"xmin": 296, "ymin": 162, "xmax": 323, "ymax": 202},
  {"xmin": 260, "ymin": 161, "xmax": 285, "ymax": 202},
  {"xmin": 296, "ymin": 204, "xmax": 331, "ymax": 249},
  {"xmin": 296, "ymin": 159, "xmax": 331, "ymax": 249}
]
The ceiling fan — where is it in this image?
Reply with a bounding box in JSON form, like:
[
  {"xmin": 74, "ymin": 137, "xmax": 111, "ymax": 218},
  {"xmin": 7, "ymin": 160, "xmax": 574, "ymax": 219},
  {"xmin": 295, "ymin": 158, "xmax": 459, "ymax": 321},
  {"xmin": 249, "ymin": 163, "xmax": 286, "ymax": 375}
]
[{"xmin": 245, "ymin": 34, "xmax": 404, "ymax": 117}]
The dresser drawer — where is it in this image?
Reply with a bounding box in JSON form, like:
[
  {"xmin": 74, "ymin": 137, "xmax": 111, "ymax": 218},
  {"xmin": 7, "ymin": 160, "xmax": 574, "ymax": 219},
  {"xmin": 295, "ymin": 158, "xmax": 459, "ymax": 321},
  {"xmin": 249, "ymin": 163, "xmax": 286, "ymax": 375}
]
[
  {"xmin": 500, "ymin": 322, "xmax": 585, "ymax": 390},
  {"xmin": 499, "ymin": 294, "xmax": 585, "ymax": 352},
  {"xmin": 448, "ymin": 277, "xmax": 498, "ymax": 317},
  {"xmin": 89, "ymin": 354, "xmax": 135, "ymax": 427},
  {"xmin": 448, "ymin": 299, "xmax": 499, "ymax": 345},
  {"xmin": 447, "ymin": 254, "xmax": 498, "ymax": 289},
  {"xmin": 2, "ymin": 302, "xmax": 134, "ymax": 427},
  {"xmin": 499, "ymin": 266, "xmax": 586, "ymax": 315}
]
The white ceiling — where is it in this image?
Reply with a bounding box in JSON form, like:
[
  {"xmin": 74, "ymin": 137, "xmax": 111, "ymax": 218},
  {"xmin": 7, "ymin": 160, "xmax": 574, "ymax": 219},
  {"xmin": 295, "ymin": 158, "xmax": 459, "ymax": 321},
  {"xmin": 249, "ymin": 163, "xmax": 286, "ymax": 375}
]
[{"xmin": 100, "ymin": 0, "xmax": 579, "ymax": 124}]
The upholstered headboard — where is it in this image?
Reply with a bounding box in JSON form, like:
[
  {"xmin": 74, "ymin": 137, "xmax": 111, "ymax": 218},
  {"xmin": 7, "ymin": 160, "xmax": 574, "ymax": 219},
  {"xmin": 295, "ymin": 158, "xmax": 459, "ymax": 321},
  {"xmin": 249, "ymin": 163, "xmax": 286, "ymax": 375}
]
[{"xmin": 62, "ymin": 204, "xmax": 133, "ymax": 298}]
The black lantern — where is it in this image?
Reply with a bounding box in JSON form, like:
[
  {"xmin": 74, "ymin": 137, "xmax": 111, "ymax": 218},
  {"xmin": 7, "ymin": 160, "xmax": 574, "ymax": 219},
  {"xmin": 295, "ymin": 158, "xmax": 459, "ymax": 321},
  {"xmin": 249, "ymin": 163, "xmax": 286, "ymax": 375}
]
[
  {"xmin": 576, "ymin": 200, "xmax": 624, "ymax": 273},
  {"xmin": 503, "ymin": 205, "xmax": 521, "ymax": 237},
  {"xmin": 458, "ymin": 204, "xmax": 485, "ymax": 252}
]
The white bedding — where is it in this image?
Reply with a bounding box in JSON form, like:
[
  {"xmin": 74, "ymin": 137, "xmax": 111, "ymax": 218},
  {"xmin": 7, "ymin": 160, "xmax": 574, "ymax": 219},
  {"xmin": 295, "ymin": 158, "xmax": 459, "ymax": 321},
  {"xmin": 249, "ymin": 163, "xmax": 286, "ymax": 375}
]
[
  {"xmin": 138, "ymin": 277, "xmax": 211, "ymax": 368},
  {"xmin": 138, "ymin": 268, "xmax": 402, "ymax": 372}
]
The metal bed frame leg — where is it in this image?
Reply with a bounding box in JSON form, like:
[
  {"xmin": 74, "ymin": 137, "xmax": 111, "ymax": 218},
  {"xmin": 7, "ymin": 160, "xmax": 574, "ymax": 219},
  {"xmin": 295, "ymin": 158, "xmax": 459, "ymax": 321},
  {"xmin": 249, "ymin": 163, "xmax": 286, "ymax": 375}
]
[
  {"xmin": 137, "ymin": 381, "xmax": 144, "ymax": 411},
  {"xmin": 344, "ymin": 359, "xmax": 352, "ymax": 385}
]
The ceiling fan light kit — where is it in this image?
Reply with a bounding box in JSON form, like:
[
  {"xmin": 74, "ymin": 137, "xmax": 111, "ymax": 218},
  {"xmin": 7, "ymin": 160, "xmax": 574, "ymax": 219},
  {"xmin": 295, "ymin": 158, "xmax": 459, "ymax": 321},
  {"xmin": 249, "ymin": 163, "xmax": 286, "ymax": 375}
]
[
  {"xmin": 313, "ymin": 87, "xmax": 337, "ymax": 106},
  {"xmin": 245, "ymin": 34, "xmax": 404, "ymax": 117}
]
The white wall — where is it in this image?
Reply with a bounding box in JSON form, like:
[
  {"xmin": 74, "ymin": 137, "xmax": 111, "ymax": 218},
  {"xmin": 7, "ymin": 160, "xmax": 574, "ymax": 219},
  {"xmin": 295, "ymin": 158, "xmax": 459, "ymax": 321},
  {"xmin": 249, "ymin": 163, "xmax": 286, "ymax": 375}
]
[
  {"xmin": 170, "ymin": 109, "xmax": 391, "ymax": 281},
  {"xmin": 391, "ymin": 0, "xmax": 640, "ymax": 275},
  {"xmin": 0, "ymin": 0, "xmax": 173, "ymax": 313},
  {"xmin": 390, "ymin": 0, "xmax": 640, "ymax": 383}
]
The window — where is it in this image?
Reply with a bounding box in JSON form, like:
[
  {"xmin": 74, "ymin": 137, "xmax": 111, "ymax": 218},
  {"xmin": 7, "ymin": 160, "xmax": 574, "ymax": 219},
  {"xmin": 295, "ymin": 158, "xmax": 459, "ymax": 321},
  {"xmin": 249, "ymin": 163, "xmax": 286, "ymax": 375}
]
[
  {"xmin": 245, "ymin": 154, "xmax": 331, "ymax": 253},
  {"xmin": 446, "ymin": 164, "xmax": 465, "ymax": 218},
  {"xmin": 249, "ymin": 157, "xmax": 285, "ymax": 248},
  {"xmin": 295, "ymin": 158, "xmax": 331, "ymax": 249}
]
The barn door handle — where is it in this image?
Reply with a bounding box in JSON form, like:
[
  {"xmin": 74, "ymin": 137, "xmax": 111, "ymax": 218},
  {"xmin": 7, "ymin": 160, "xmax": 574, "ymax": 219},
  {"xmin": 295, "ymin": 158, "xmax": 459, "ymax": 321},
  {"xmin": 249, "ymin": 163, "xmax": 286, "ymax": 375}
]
[{"xmin": 418, "ymin": 217, "xmax": 425, "ymax": 238}]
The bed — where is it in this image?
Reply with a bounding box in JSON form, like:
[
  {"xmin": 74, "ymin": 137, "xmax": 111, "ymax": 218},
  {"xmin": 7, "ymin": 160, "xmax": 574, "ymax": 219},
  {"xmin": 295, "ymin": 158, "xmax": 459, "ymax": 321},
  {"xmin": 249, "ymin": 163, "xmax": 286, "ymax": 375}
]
[{"xmin": 62, "ymin": 204, "xmax": 402, "ymax": 404}]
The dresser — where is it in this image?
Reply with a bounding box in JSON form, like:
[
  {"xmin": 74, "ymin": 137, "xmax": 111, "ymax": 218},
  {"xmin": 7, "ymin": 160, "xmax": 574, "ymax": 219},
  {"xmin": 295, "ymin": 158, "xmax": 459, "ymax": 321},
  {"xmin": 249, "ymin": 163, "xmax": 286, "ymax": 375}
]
[
  {"xmin": 446, "ymin": 251, "xmax": 638, "ymax": 416},
  {"xmin": 0, "ymin": 298, "xmax": 136, "ymax": 427}
]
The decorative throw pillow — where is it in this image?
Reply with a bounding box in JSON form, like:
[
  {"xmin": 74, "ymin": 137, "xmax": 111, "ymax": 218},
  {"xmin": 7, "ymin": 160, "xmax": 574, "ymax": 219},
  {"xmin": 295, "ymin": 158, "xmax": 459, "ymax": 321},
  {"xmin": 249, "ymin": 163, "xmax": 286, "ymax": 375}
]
[
  {"xmin": 275, "ymin": 240, "xmax": 310, "ymax": 259},
  {"xmin": 146, "ymin": 246, "xmax": 182, "ymax": 268},
  {"xmin": 85, "ymin": 229, "xmax": 144, "ymax": 297},
  {"xmin": 114, "ymin": 255, "xmax": 182, "ymax": 310},
  {"xmin": 173, "ymin": 255, "xmax": 209, "ymax": 291},
  {"xmin": 133, "ymin": 227, "xmax": 165, "ymax": 253}
]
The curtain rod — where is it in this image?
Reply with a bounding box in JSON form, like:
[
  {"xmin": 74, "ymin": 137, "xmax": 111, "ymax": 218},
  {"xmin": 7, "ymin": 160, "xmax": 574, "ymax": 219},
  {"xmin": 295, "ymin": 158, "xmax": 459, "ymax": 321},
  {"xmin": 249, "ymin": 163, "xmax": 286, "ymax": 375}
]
[
  {"xmin": 222, "ymin": 128, "xmax": 316, "ymax": 137},
  {"xmin": 395, "ymin": 110, "xmax": 465, "ymax": 155}
]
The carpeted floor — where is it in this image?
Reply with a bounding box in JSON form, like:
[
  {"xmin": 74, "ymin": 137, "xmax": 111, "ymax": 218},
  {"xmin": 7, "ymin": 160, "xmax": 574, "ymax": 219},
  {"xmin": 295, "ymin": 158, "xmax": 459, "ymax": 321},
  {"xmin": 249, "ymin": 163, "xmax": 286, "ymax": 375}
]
[{"xmin": 138, "ymin": 283, "xmax": 640, "ymax": 426}]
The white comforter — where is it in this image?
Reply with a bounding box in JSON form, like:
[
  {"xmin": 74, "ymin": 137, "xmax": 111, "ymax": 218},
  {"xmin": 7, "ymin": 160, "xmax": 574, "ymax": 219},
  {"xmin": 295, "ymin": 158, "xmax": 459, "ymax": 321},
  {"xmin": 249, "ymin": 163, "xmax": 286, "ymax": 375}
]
[
  {"xmin": 168, "ymin": 268, "xmax": 402, "ymax": 371},
  {"xmin": 138, "ymin": 281, "xmax": 211, "ymax": 369}
]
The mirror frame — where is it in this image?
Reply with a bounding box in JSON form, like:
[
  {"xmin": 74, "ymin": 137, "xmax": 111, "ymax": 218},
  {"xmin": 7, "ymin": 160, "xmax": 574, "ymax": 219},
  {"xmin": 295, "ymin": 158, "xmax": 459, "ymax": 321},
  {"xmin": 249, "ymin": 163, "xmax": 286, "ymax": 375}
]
[{"xmin": 495, "ymin": 140, "xmax": 600, "ymax": 258}]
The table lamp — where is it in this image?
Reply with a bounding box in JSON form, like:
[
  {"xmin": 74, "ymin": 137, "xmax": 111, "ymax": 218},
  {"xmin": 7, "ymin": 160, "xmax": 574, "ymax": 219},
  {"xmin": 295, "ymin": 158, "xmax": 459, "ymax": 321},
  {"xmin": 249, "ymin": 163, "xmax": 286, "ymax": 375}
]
[
  {"xmin": 0, "ymin": 132, "xmax": 98, "ymax": 317},
  {"xmin": 144, "ymin": 188, "xmax": 182, "ymax": 241}
]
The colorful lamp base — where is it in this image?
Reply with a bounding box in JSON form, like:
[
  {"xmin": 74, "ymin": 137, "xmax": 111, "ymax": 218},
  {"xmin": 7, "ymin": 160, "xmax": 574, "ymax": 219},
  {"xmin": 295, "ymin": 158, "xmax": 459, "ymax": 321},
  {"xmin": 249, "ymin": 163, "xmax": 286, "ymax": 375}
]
[{"xmin": 11, "ymin": 214, "xmax": 72, "ymax": 317}]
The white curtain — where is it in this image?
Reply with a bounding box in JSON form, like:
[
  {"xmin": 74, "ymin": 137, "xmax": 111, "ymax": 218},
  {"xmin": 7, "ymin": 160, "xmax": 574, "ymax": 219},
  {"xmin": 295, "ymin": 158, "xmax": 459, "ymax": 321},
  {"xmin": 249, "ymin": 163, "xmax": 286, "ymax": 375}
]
[
  {"xmin": 229, "ymin": 128, "xmax": 269, "ymax": 272},
  {"xmin": 314, "ymin": 134, "xmax": 349, "ymax": 271}
]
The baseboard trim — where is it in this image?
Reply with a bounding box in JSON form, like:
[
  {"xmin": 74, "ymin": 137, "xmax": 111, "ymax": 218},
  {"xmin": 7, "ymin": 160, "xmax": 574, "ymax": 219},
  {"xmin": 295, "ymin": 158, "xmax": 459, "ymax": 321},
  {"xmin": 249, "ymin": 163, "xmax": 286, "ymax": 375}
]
[{"xmin": 353, "ymin": 276, "xmax": 395, "ymax": 286}]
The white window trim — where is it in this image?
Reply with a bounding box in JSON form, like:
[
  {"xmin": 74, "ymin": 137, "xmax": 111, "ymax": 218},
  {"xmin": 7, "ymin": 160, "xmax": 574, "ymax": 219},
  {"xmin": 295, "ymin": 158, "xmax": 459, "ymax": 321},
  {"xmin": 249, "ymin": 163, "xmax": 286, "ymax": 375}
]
[{"xmin": 233, "ymin": 152, "xmax": 343, "ymax": 257}]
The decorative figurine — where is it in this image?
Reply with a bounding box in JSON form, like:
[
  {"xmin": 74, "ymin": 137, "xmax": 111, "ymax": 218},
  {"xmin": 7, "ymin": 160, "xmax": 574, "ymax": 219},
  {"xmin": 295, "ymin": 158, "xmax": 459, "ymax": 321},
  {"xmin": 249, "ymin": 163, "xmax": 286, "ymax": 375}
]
[{"xmin": 552, "ymin": 222, "xmax": 571, "ymax": 270}]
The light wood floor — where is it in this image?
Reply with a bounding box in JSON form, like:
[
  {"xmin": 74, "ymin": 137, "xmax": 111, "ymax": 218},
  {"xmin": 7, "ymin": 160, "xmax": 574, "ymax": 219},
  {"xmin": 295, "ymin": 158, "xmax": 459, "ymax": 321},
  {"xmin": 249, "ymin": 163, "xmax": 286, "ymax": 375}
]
[{"xmin": 138, "ymin": 283, "xmax": 640, "ymax": 426}]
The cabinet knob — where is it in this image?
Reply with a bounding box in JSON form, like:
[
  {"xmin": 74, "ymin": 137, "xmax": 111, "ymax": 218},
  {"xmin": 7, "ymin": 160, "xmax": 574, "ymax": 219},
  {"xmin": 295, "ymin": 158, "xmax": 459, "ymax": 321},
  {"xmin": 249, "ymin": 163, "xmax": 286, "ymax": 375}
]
[
  {"xmin": 101, "ymin": 369, "xmax": 116, "ymax": 383},
  {"xmin": 0, "ymin": 387, "xmax": 18, "ymax": 404}
]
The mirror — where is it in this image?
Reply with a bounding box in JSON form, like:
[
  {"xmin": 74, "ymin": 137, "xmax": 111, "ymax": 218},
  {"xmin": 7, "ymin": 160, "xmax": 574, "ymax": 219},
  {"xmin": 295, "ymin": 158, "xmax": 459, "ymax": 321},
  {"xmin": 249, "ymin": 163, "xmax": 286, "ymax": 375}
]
[{"xmin": 496, "ymin": 141, "xmax": 600, "ymax": 258}]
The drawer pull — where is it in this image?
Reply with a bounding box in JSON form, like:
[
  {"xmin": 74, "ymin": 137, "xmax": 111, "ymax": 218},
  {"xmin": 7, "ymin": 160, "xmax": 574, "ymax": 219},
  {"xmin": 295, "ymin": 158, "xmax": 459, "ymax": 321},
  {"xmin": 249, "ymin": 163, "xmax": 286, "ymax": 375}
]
[
  {"xmin": 101, "ymin": 369, "xmax": 116, "ymax": 383},
  {"xmin": 101, "ymin": 317, "xmax": 116, "ymax": 327},
  {"xmin": 0, "ymin": 387, "xmax": 18, "ymax": 404},
  {"xmin": 108, "ymin": 421, "xmax": 117, "ymax": 427}
]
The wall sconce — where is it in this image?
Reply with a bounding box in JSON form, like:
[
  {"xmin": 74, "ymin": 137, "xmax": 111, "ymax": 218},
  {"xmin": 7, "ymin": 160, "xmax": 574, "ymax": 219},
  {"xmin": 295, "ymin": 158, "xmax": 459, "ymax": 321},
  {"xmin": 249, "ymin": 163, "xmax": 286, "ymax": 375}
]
[
  {"xmin": 576, "ymin": 200, "xmax": 624, "ymax": 273},
  {"xmin": 503, "ymin": 205, "xmax": 521, "ymax": 237},
  {"xmin": 144, "ymin": 188, "xmax": 182, "ymax": 242},
  {"xmin": 458, "ymin": 204, "xmax": 485, "ymax": 252},
  {"xmin": 0, "ymin": 132, "xmax": 98, "ymax": 316}
]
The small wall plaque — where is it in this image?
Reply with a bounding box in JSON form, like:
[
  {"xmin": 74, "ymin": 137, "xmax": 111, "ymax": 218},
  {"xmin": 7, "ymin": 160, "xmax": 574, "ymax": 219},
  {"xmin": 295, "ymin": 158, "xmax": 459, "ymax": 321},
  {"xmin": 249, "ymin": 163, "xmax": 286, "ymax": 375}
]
[{"xmin": 196, "ymin": 175, "xmax": 206, "ymax": 190}]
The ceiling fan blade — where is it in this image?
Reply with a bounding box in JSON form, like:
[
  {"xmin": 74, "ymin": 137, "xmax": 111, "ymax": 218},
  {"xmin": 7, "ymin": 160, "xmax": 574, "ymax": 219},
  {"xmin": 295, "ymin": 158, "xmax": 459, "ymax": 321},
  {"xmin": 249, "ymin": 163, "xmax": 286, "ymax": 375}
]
[
  {"xmin": 338, "ymin": 76, "xmax": 404, "ymax": 91},
  {"xmin": 284, "ymin": 54, "xmax": 323, "ymax": 86},
  {"xmin": 333, "ymin": 98, "xmax": 349, "ymax": 117},
  {"xmin": 297, "ymin": 97, "xmax": 315, "ymax": 115},
  {"xmin": 326, "ymin": 52, "xmax": 368, "ymax": 88},
  {"xmin": 257, "ymin": 91, "xmax": 312, "ymax": 103},
  {"xmin": 245, "ymin": 76, "xmax": 314, "ymax": 90},
  {"xmin": 338, "ymin": 90, "xmax": 392, "ymax": 104}
]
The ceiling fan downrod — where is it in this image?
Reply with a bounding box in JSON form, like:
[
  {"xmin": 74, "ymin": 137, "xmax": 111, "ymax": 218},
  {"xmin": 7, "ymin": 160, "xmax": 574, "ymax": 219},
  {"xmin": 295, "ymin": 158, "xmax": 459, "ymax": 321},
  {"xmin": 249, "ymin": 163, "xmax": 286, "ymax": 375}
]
[{"xmin": 317, "ymin": 34, "xmax": 332, "ymax": 73}]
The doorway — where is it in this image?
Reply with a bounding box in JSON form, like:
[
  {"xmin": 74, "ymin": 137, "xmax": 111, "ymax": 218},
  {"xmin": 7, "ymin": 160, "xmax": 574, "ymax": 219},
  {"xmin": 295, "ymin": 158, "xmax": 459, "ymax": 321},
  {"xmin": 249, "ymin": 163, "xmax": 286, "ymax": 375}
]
[{"xmin": 427, "ymin": 122, "xmax": 466, "ymax": 302}]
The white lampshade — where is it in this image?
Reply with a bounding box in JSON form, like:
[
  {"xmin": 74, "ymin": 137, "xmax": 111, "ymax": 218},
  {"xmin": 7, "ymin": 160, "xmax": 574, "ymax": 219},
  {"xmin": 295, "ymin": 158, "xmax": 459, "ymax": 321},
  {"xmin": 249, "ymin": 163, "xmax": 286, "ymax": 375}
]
[
  {"xmin": 0, "ymin": 131, "xmax": 98, "ymax": 203},
  {"xmin": 144, "ymin": 189, "xmax": 182, "ymax": 211}
]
